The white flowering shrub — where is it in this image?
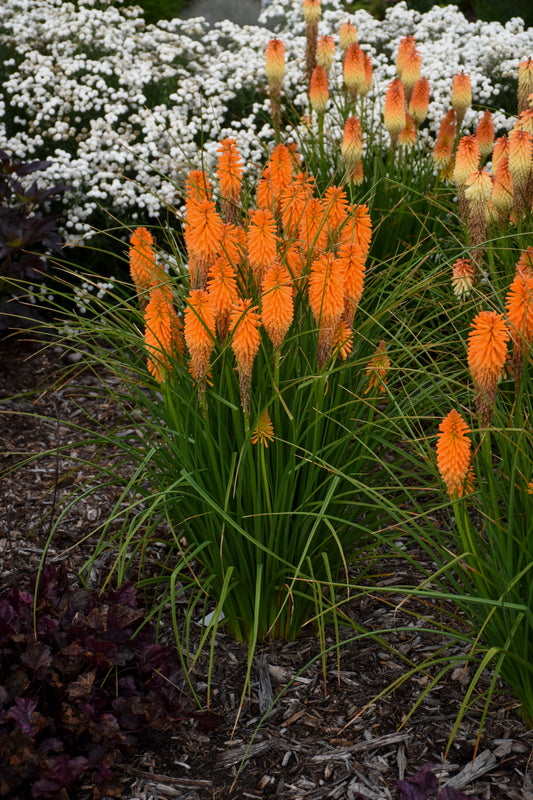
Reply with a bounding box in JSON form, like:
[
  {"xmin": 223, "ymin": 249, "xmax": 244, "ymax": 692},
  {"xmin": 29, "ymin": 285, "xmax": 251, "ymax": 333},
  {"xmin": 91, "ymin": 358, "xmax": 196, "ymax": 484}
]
[{"xmin": 0, "ymin": 0, "xmax": 531, "ymax": 245}]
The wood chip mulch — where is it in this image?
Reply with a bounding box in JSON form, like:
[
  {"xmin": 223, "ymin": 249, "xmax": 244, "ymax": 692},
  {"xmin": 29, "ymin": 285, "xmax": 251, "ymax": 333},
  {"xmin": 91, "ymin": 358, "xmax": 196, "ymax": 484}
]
[{"xmin": 1, "ymin": 332, "xmax": 533, "ymax": 800}]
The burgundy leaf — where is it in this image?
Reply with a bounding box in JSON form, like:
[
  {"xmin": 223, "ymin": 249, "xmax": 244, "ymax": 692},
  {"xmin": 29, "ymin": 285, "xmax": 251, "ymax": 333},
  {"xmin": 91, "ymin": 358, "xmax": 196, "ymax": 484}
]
[
  {"xmin": 6, "ymin": 697, "xmax": 45, "ymax": 736},
  {"xmin": 31, "ymin": 754, "xmax": 87, "ymax": 797}
]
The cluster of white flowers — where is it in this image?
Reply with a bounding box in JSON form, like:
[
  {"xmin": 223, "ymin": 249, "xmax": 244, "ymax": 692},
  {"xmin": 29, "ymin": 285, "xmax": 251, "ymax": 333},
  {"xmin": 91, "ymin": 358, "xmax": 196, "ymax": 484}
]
[{"xmin": 0, "ymin": 0, "xmax": 531, "ymax": 244}]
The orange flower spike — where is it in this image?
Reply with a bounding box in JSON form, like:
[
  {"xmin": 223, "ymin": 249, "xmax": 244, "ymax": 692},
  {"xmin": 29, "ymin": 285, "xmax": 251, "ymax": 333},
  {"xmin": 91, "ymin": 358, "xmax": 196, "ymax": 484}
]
[
  {"xmin": 309, "ymin": 253, "xmax": 347, "ymax": 366},
  {"xmin": 361, "ymin": 52, "xmax": 373, "ymax": 98},
  {"xmin": 395, "ymin": 35, "xmax": 416, "ymax": 78},
  {"xmin": 300, "ymin": 196, "xmax": 328, "ymax": 256},
  {"xmin": 251, "ymin": 409, "xmax": 275, "ymax": 447},
  {"xmin": 323, "ymin": 185, "xmax": 349, "ymax": 240},
  {"xmin": 467, "ymin": 310, "xmax": 510, "ymax": 425},
  {"xmin": 491, "ymin": 135, "xmax": 509, "ymax": 173},
  {"xmin": 454, "ymin": 135, "xmax": 481, "ymax": 187},
  {"xmin": 518, "ymin": 57, "xmax": 533, "ymax": 113},
  {"xmin": 230, "ymin": 298, "xmax": 261, "ymax": 414},
  {"xmin": 517, "ymin": 246, "xmax": 533, "ymax": 278},
  {"xmin": 333, "ymin": 319, "xmax": 354, "ymax": 360},
  {"xmin": 316, "ymin": 35, "xmax": 335, "ymax": 74},
  {"xmin": 309, "ymin": 64, "xmax": 329, "ymax": 113},
  {"xmin": 261, "ymin": 262, "xmax": 294, "ymax": 350},
  {"xmin": 184, "ymin": 170, "xmax": 212, "ymax": 209},
  {"xmin": 506, "ymin": 269, "xmax": 533, "ymax": 344},
  {"xmin": 186, "ymin": 198, "xmax": 224, "ymax": 260},
  {"xmin": 384, "ymin": 77, "xmax": 406, "ymax": 148},
  {"xmin": 451, "ymin": 71, "xmax": 472, "ymax": 130},
  {"xmin": 343, "ymin": 43, "xmax": 365, "ymax": 97},
  {"xmin": 303, "ymin": 0, "xmax": 321, "ymax": 86},
  {"xmin": 433, "ymin": 109, "xmax": 456, "ymax": 172},
  {"xmin": 183, "ymin": 289, "xmax": 217, "ymax": 385},
  {"xmin": 302, "ymin": 0, "xmax": 321, "ymax": 23},
  {"xmin": 144, "ymin": 288, "xmax": 184, "ymax": 383},
  {"xmin": 129, "ymin": 227, "xmax": 159, "ymax": 295},
  {"xmin": 408, "ymin": 76, "xmax": 430, "ymax": 127},
  {"xmin": 475, "ymin": 110, "xmax": 494, "ymax": 160},
  {"xmin": 206, "ymin": 257, "xmax": 238, "ymax": 339},
  {"xmin": 217, "ymin": 138, "xmax": 243, "ymax": 205},
  {"xmin": 491, "ymin": 158, "xmax": 513, "ymax": 220},
  {"xmin": 508, "ymin": 128, "xmax": 533, "ymax": 215},
  {"xmin": 338, "ymin": 242, "xmax": 366, "ymax": 326},
  {"xmin": 341, "ymin": 116, "xmax": 363, "ymax": 172},
  {"xmin": 247, "ymin": 208, "xmax": 278, "ymax": 284},
  {"xmin": 451, "ymin": 258, "xmax": 476, "ymax": 299},
  {"xmin": 269, "ymin": 143, "xmax": 295, "ymax": 194},
  {"xmin": 265, "ymin": 38, "xmax": 286, "ymax": 88},
  {"xmin": 400, "ymin": 46, "xmax": 422, "ymax": 104},
  {"xmin": 398, "ymin": 113, "xmax": 417, "ymax": 148},
  {"xmin": 436, "ymin": 409, "xmax": 472, "ymax": 500},
  {"xmin": 339, "ymin": 203, "xmax": 372, "ymax": 258},
  {"xmin": 339, "ymin": 21, "xmax": 358, "ymax": 54},
  {"xmin": 364, "ymin": 340, "xmax": 390, "ymax": 395}
]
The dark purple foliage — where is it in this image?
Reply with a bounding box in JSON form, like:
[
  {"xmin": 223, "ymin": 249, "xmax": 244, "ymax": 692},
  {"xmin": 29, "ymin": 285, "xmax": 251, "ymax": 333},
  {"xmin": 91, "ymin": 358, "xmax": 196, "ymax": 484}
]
[
  {"xmin": 398, "ymin": 765, "xmax": 482, "ymax": 800},
  {"xmin": 0, "ymin": 565, "xmax": 188, "ymax": 799}
]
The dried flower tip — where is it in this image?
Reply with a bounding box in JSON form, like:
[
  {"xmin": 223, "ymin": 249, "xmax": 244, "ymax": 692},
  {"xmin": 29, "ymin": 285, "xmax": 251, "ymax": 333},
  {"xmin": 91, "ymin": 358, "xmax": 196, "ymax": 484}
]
[
  {"xmin": 339, "ymin": 21, "xmax": 358, "ymax": 53},
  {"xmin": 408, "ymin": 76, "xmax": 430, "ymax": 126},
  {"xmin": 436, "ymin": 409, "xmax": 472, "ymax": 500},
  {"xmin": 316, "ymin": 35, "xmax": 335, "ymax": 73},
  {"xmin": 302, "ymin": 0, "xmax": 321, "ymax": 24},
  {"xmin": 451, "ymin": 258, "xmax": 476, "ymax": 299},
  {"xmin": 364, "ymin": 340, "xmax": 390, "ymax": 395},
  {"xmin": 475, "ymin": 110, "xmax": 494, "ymax": 159},
  {"xmin": 309, "ymin": 64, "xmax": 329, "ymax": 113},
  {"xmin": 251, "ymin": 409, "xmax": 275, "ymax": 447}
]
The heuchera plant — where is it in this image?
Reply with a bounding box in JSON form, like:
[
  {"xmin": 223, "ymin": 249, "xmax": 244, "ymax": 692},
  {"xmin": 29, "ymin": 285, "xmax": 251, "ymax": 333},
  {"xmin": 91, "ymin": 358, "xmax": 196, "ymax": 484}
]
[
  {"xmin": 0, "ymin": 565, "xmax": 187, "ymax": 798},
  {"xmin": 0, "ymin": 148, "xmax": 69, "ymax": 281},
  {"xmin": 351, "ymin": 764, "xmax": 482, "ymax": 800}
]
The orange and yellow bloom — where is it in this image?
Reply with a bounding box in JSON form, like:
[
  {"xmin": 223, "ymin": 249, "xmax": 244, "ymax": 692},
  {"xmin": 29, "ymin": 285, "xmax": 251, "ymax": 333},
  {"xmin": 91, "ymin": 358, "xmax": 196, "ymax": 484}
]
[{"xmin": 436, "ymin": 409, "xmax": 472, "ymax": 499}]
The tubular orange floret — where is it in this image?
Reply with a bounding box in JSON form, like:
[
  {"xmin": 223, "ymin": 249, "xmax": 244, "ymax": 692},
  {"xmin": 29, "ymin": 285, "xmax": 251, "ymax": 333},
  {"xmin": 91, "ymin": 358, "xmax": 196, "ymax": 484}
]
[
  {"xmin": 339, "ymin": 21, "xmax": 358, "ymax": 53},
  {"xmin": 299, "ymin": 196, "xmax": 328, "ymax": 256},
  {"xmin": 185, "ymin": 169, "xmax": 212, "ymax": 206},
  {"xmin": 454, "ymin": 135, "xmax": 481, "ymax": 187},
  {"xmin": 251, "ymin": 409, "xmax": 275, "ymax": 447},
  {"xmin": 467, "ymin": 310, "xmax": 510, "ymax": 425},
  {"xmin": 398, "ymin": 113, "xmax": 417, "ymax": 148},
  {"xmin": 261, "ymin": 262, "xmax": 294, "ymax": 349},
  {"xmin": 343, "ymin": 42, "xmax": 365, "ymax": 96},
  {"xmin": 217, "ymin": 138, "xmax": 243, "ymax": 204},
  {"xmin": 334, "ymin": 319, "xmax": 353, "ymax": 360},
  {"xmin": 451, "ymin": 71, "xmax": 472, "ymax": 130},
  {"xmin": 341, "ymin": 116, "xmax": 363, "ymax": 172},
  {"xmin": 433, "ymin": 109, "xmax": 456, "ymax": 172},
  {"xmin": 518, "ymin": 57, "xmax": 533, "ymax": 113},
  {"xmin": 309, "ymin": 252, "xmax": 347, "ymax": 366},
  {"xmin": 436, "ymin": 409, "xmax": 472, "ymax": 500},
  {"xmin": 183, "ymin": 289, "xmax": 217, "ymax": 388},
  {"xmin": 206, "ymin": 257, "xmax": 238, "ymax": 340},
  {"xmin": 316, "ymin": 35, "xmax": 335, "ymax": 73},
  {"xmin": 144, "ymin": 288, "xmax": 184, "ymax": 383},
  {"xmin": 230, "ymin": 298, "xmax": 261, "ymax": 413},
  {"xmin": 475, "ymin": 110, "xmax": 494, "ymax": 160},
  {"xmin": 129, "ymin": 226, "xmax": 163, "ymax": 295},
  {"xmin": 185, "ymin": 198, "xmax": 224, "ymax": 260},
  {"xmin": 364, "ymin": 340, "xmax": 390, "ymax": 395},
  {"xmin": 247, "ymin": 208, "xmax": 278, "ymax": 284},
  {"xmin": 309, "ymin": 64, "xmax": 329, "ymax": 113},
  {"xmin": 408, "ymin": 76, "xmax": 430, "ymax": 126},
  {"xmin": 339, "ymin": 203, "xmax": 372, "ymax": 257},
  {"xmin": 338, "ymin": 241, "xmax": 366, "ymax": 327},
  {"xmin": 492, "ymin": 135, "xmax": 509, "ymax": 173},
  {"xmin": 384, "ymin": 77, "xmax": 406, "ymax": 148},
  {"xmin": 265, "ymin": 38, "xmax": 286, "ymax": 86},
  {"xmin": 451, "ymin": 257, "xmax": 476, "ymax": 299}
]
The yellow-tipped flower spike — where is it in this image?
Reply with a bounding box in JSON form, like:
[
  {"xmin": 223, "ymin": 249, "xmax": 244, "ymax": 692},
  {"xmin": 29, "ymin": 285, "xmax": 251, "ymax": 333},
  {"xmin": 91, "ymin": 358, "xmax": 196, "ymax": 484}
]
[
  {"xmin": 364, "ymin": 340, "xmax": 390, "ymax": 395},
  {"xmin": 251, "ymin": 409, "xmax": 275, "ymax": 447},
  {"xmin": 451, "ymin": 71, "xmax": 472, "ymax": 130},
  {"xmin": 265, "ymin": 38, "xmax": 286, "ymax": 87},
  {"xmin": 508, "ymin": 128, "xmax": 533, "ymax": 217},
  {"xmin": 361, "ymin": 52, "xmax": 373, "ymax": 97},
  {"xmin": 467, "ymin": 310, "xmax": 510, "ymax": 426},
  {"xmin": 144, "ymin": 288, "xmax": 184, "ymax": 383},
  {"xmin": 475, "ymin": 110, "xmax": 494, "ymax": 160},
  {"xmin": 261, "ymin": 262, "xmax": 294, "ymax": 350},
  {"xmin": 491, "ymin": 135, "xmax": 509, "ymax": 174},
  {"xmin": 400, "ymin": 46, "xmax": 422, "ymax": 104},
  {"xmin": 384, "ymin": 77, "xmax": 406, "ymax": 148},
  {"xmin": 343, "ymin": 42, "xmax": 365, "ymax": 97},
  {"xmin": 230, "ymin": 298, "xmax": 261, "ymax": 414},
  {"xmin": 395, "ymin": 35, "xmax": 416, "ymax": 77},
  {"xmin": 436, "ymin": 409, "xmax": 473, "ymax": 500},
  {"xmin": 398, "ymin": 113, "xmax": 417, "ymax": 148},
  {"xmin": 514, "ymin": 108, "xmax": 533, "ymax": 136},
  {"xmin": 451, "ymin": 257, "xmax": 476, "ymax": 299},
  {"xmin": 408, "ymin": 76, "xmax": 430, "ymax": 126},
  {"xmin": 309, "ymin": 64, "xmax": 329, "ymax": 113},
  {"xmin": 465, "ymin": 169, "xmax": 492, "ymax": 273},
  {"xmin": 454, "ymin": 134, "xmax": 481, "ymax": 219},
  {"xmin": 302, "ymin": 0, "xmax": 321, "ymax": 23},
  {"xmin": 491, "ymin": 157, "xmax": 513, "ymax": 220},
  {"xmin": 316, "ymin": 35, "xmax": 335, "ymax": 73},
  {"xmin": 518, "ymin": 57, "xmax": 533, "ymax": 113},
  {"xmin": 341, "ymin": 116, "xmax": 363, "ymax": 171},
  {"xmin": 339, "ymin": 21, "xmax": 358, "ymax": 54}
]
